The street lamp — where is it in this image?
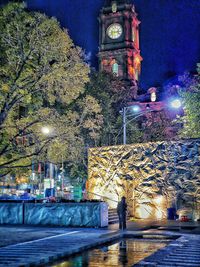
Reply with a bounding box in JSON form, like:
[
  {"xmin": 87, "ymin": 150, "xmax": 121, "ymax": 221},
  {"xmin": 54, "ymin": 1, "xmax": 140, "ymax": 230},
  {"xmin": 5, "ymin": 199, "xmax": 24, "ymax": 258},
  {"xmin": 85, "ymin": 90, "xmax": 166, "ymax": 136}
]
[
  {"xmin": 41, "ymin": 126, "xmax": 64, "ymax": 197},
  {"xmin": 120, "ymin": 99, "xmax": 182, "ymax": 145},
  {"xmin": 38, "ymin": 126, "xmax": 52, "ymax": 195},
  {"xmin": 60, "ymin": 154, "xmax": 65, "ymax": 198},
  {"xmin": 41, "ymin": 126, "xmax": 65, "ymax": 197},
  {"xmin": 120, "ymin": 105, "xmax": 152, "ymax": 145},
  {"xmin": 41, "ymin": 126, "xmax": 51, "ymax": 135},
  {"xmin": 170, "ymin": 98, "xmax": 182, "ymax": 109}
]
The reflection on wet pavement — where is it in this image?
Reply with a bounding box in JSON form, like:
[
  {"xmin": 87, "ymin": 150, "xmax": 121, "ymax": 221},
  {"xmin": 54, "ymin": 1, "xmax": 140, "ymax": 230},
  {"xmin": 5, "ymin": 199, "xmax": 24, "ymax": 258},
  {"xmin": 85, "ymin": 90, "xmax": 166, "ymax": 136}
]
[{"xmin": 50, "ymin": 238, "xmax": 168, "ymax": 267}]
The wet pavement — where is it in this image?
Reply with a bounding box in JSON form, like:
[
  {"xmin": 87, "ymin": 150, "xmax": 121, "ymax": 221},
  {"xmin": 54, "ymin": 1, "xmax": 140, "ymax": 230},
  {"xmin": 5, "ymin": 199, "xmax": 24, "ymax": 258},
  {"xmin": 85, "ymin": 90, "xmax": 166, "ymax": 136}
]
[
  {"xmin": 0, "ymin": 226, "xmax": 67, "ymax": 248},
  {"xmin": 50, "ymin": 238, "xmax": 169, "ymax": 267},
  {"xmin": 134, "ymin": 233, "xmax": 200, "ymax": 267},
  {"xmin": 0, "ymin": 220, "xmax": 200, "ymax": 266},
  {"xmin": 109, "ymin": 219, "xmax": 200, "ymax": 234}
]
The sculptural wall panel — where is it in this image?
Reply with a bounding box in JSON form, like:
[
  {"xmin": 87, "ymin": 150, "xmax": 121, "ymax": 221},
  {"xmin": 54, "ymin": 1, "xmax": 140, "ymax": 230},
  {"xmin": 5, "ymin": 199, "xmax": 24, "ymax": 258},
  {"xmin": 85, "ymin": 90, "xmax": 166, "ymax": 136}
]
[{"xmin": 88, "ymin": 139, "xmax": 200, "ymax": 219}]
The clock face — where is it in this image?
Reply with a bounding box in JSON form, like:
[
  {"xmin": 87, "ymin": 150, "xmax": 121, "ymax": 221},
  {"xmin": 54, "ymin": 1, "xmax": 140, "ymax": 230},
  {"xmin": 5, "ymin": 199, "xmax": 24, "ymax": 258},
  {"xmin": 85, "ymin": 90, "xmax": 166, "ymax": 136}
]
[{"xmin": 107, "ymin": 23, "xmax": 123, "ymax": 39}]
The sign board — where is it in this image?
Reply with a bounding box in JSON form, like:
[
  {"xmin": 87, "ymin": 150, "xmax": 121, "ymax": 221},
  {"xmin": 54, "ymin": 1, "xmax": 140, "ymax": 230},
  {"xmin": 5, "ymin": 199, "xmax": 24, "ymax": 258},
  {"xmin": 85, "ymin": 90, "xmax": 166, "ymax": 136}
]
[{"xmin": 44, "ymin": 179, "xmax": 54, "ymax": 190}]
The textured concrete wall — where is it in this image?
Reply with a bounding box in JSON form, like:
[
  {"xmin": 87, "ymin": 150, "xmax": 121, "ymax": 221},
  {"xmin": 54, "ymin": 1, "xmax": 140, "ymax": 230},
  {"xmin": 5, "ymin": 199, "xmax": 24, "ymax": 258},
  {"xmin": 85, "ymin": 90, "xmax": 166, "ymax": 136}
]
[
  {"xmin": 24, "ymin": 202, "xmax": 107, "ymax": 227},
  {"xmin": 0, "ymin": 203, "xmax": 23, "ymax": 224},
  {"xmin": 0, "ymin": 202, "xmax": 108, "ymax": 227},
  {"xmin": 88, "ymin": 139, "xmax": 200, "ymax": 220}
]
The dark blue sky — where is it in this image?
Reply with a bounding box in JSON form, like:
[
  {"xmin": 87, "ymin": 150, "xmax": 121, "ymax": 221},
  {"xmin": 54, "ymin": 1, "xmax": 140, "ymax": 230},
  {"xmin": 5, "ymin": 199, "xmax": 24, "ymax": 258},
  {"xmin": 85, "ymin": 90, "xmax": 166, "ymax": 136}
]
[{"xmin": 2, "ymin": 0, "xmax": 200, "ymax": 90}]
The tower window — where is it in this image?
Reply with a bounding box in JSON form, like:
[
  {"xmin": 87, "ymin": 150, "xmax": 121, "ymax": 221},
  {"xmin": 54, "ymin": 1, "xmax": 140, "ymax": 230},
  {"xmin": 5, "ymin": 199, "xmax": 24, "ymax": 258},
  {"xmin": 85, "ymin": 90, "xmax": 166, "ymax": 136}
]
[
  {"xmin": 151, "ymin": 92, "xmax": 157, "ymax": 102},
  {"xmin": 135, "ymin": 69, "xmax": 139, "ymax": 80},
  {"xmin": 132, "ymin": 28, "xmax": 135, "ymax": 42},
  {"xmin": 112, "ymin": 63, "xmax": 119, "ymax": 76},
  {"xmin": 111, "ymin": 1, "xmax": 117, "ymax": 13}
]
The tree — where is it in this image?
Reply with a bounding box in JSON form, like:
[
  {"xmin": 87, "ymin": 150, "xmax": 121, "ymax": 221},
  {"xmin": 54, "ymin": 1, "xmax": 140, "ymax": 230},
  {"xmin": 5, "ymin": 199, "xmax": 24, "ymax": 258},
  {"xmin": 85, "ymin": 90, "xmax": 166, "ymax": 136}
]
[
  {"xmin": 85, "ymin": 70, "xmax": 180, "ymax": 146},
  {"xmin": 85, "ymin": 70, "xmax": 139, "ymax": 146},
  {"xmin": 178, "ymin": 64, "xmax": 200, "ymax": 138},
  {"xmin": 141, "ymin": 110, "xmax": 177, "ymax": 142},
  {"xmin": 0, "ymin": 2, "xmax": 102, "ymax": 178}
]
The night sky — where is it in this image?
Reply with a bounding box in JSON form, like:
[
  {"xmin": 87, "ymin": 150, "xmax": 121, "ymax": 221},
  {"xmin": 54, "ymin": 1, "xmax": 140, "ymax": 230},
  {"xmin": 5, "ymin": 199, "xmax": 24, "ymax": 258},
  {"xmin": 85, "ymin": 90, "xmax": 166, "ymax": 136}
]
[{"xmin": 1, "ymin": 0, "xmax": 200, "ymax": 90}]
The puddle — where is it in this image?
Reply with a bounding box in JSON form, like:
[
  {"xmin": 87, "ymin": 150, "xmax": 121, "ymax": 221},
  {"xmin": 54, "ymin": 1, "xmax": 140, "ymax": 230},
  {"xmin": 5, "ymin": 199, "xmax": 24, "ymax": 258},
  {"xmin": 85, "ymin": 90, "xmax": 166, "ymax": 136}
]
[{"xmin": 49, "ymin": 238, "xmax": 169, "ymax": 267}]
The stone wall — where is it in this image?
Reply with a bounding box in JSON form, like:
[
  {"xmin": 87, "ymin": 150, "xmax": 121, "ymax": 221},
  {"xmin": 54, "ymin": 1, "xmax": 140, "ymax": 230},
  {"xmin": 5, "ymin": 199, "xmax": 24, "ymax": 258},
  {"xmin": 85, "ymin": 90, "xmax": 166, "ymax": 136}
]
[
  {"xmin": 88, "ymin": 139, "xmax": 200, "ymax": 220},
  {"xmin": 24, "ymin": 202, "xmax": 107, "ymax": 227},
  {"xmin": 0, "ymin": 203, "xmax": 23, "ymax": 224},
  {"xmin": 0, "ymin": 202, "xmax": 108, "ymax": 227}
]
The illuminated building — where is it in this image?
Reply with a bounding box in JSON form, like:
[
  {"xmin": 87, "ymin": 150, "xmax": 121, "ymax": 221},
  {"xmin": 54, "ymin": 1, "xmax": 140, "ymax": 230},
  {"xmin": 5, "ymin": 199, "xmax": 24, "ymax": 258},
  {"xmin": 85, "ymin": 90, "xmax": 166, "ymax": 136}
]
[{"xmin": 98, "ymin": 0, "xmax": 142, "ymax": 97}]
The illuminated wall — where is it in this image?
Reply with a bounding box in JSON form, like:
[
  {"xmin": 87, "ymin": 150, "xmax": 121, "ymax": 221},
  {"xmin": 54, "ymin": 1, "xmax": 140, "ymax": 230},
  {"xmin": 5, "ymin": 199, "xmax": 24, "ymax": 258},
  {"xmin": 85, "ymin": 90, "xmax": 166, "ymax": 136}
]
[{"xmin": 88, "ymin": 139, "xmax": 200, "ymax": 219}]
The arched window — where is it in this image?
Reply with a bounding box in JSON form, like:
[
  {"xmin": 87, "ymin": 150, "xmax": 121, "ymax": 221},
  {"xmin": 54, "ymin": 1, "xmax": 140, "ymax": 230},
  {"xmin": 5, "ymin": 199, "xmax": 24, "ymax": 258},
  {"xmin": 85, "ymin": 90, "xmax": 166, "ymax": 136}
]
[
  {"xmin": 112, "ymin": 62, "xmax": 119, "ymax": 76},
  {"xmin": 134, "ymin": 69, "xmax": 139, "ymax": 80}
]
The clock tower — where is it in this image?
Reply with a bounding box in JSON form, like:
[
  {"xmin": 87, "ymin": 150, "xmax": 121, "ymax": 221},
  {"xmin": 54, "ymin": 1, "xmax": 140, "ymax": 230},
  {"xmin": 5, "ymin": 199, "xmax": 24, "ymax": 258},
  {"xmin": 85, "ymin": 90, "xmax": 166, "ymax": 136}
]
[{"xmin": 99, "ymin": 0, "xmax": 142, "ymax": 94}]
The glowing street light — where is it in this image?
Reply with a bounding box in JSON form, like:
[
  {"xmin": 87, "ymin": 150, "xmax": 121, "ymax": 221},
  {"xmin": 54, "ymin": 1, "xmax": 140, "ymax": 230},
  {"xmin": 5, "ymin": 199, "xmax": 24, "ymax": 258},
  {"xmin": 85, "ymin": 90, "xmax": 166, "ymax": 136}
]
[
  {"xmin": 132, "ymin": 105, "xmax": 141, "ymax": 113},
  {"xmin": 41, "ymin": 126, "xmax": 51, "ymax": 135},
  {"xmin": 170, "ymin": 98, "xmax": 182, "ymax": 109}
]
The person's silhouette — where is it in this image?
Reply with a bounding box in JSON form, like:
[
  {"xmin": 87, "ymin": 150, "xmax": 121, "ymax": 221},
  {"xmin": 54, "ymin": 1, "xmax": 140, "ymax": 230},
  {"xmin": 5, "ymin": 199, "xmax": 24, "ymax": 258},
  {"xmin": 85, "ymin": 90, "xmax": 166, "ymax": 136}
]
[{"xmin": 117, "ymin": 196, "xmax": 127, "ymax": 230}]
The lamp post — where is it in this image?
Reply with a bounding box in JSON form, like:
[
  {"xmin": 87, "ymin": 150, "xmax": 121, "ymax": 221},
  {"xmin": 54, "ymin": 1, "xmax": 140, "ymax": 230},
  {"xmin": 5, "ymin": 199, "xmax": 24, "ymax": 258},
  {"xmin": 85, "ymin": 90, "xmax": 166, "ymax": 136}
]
[
  {"xmin": 120, "ymin": 105, "xmax": 152, "ymax": 145},
  {"xmin": 41, "ymin": 126, "xmax": 66, "ymax": 197},
  {"xmin": 120, "ymin": 99, "xmax": 182, "ymax": 145},
  {"xmin": 60, "ymin": 154, "xmax": 64, "ymax": 198},
  {"xmin": 39, "ymin": 126, "xmax": 52, "ymax": 195}
]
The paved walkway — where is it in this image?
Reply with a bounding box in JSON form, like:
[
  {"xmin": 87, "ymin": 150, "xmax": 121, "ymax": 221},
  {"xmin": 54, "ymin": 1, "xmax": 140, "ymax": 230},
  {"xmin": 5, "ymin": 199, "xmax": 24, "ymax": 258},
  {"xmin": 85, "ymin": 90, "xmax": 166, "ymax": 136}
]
[
  {"xmin": 0, "ymin": 228, "xmax": 119, "ymax": 266},
  {"xmin": 135, "ymin": 233, "xmax": 200, "ymax": 267},
  {"xmin": 0, "ymin": 221, "xmax": 200, "ymax": 266}
]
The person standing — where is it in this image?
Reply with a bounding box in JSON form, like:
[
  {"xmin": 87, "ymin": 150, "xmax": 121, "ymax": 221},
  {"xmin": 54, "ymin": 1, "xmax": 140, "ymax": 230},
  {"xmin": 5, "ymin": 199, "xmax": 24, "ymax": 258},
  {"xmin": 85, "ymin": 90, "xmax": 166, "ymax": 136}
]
[{"xmin": 117, "ymin": 196, "xmax": 127, "ymax": 230}]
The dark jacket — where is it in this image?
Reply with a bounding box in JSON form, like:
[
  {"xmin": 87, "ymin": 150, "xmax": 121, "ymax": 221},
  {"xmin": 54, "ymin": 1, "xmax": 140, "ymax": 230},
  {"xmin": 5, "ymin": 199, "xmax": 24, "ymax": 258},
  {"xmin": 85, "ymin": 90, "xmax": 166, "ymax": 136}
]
[{"xmin": 117, "ymin": 198, "xmax": 127, "ymax": 215}]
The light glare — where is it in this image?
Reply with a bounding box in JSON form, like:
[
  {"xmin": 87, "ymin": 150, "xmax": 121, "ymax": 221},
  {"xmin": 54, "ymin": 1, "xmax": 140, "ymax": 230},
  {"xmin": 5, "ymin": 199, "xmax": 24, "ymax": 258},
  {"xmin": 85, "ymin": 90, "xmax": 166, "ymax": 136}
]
[
  {"xmin": 132, "ymin": 105, "xmax": 140, "ymax": 112},
  {"xmin": 170, "ymin": 99, "xmax": 181, "ymax": 109},
  {"xmin": 41, "ymin": 126, "xmax": 50, "ymax": 135}
]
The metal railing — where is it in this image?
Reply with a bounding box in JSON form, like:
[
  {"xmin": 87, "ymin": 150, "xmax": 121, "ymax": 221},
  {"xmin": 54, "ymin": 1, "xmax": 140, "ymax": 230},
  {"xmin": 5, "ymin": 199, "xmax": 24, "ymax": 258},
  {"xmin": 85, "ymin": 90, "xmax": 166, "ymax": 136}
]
[{"xmin": 86, "ymin": 191, "xmax": 118, "ymax": 203}]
